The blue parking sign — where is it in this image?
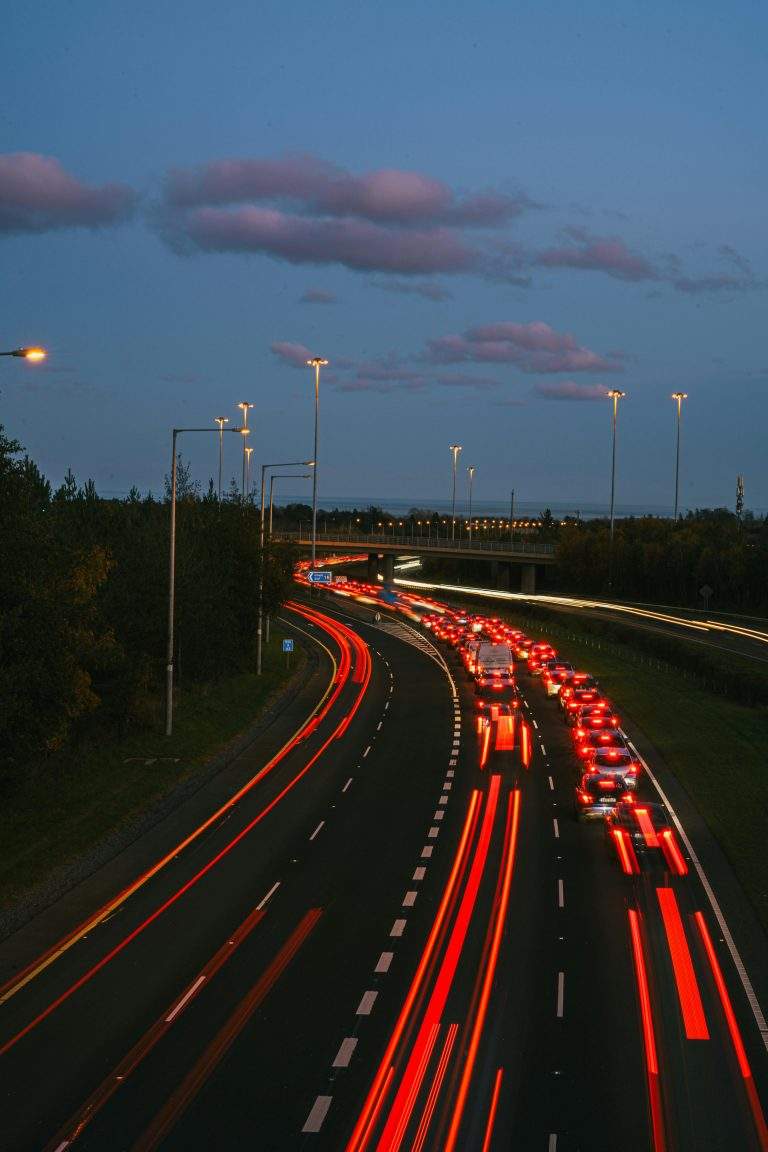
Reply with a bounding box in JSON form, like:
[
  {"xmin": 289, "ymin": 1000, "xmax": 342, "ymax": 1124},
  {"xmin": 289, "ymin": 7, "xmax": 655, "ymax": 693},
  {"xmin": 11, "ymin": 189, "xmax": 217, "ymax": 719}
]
[{"xmin": 282, "ymin": 639, "xmax": 294, "ymax": 653}]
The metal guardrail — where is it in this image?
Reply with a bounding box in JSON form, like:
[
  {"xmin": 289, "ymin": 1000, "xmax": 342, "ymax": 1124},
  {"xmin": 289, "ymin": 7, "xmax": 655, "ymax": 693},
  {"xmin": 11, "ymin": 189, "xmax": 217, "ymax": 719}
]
[{"xmin": 271, "ymin": 530, "xmax": 556, "ymax": 557}]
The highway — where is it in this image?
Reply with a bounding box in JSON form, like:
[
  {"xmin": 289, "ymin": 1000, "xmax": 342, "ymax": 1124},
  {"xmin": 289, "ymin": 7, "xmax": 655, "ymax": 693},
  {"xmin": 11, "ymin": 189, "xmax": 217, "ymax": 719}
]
[{"xmin": 1, "ymin": 589, "xmax": 767, "ymax": 1150}]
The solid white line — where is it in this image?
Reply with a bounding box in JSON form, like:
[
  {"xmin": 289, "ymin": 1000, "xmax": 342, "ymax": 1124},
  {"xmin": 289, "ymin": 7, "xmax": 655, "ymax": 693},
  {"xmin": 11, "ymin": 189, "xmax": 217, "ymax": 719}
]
[
  {"xmin": 403, "ymin": 891, "xmax": 417, "ymax": 907},
  {"xmin": 625, "ymin": 736, "xmax": 768, "ymax": 1051},
  {"xmin": 375, "ymin": 951, "xmax": 394, "ymax": 973},
  {"xmin": 413, "ymin": 866, "xmax": 426, "ymax": 881},
  {"xmin": 421, "ymin": 846, "xmax": 434, "ymax": 858},
  {"xmin": 558, "ymin": 879, "xmax": 564, "ymax": 908},
  {"xmin": 309, "ymin": 821, "xmax": 325, "ymax": 841},
  {"xmin": 333, "ymin": 1037, "xmax": 358, "ymax": 1068},
  {"xmin": 165, "ymin": 975, "xmax": 206, "ymax": 1023},
  {"xmin": 391, "ymin": 919, "xmax": 407, "ymax": 937},
  {"xmin": 428, "ymin": 826, "xmax": 440, "ymax": 838},
  {"xmin": 302, "ymin": 1095, "xmax": 332, "ymax": 1133},
  {"xmin": 548, "ymin": 1135, "xmax": 558, "ymax": 1152},
  {"xmin": 556, "ymin": 971, "xmax": 565, "ymax": 1017},
  {"xmin": 343, "ymin": 777, "xmax": 353, "ymax": 792},
  {"xmin": 257, "ymin": 881, "xmax": 281, "ymax": 910},
  {"xmin": 53, "ymin": 1144, "xmax": 70, "ymax": 1152},
  {"xmin": 356, "ymin": 990, "xmax": 378, "ymax": 1015},
  {"xmin": 548, "ymin": 775, "xmax": 554, "ymax": 791},
  {"xmin": 363, "ymin": 745, "xmax": 371, "ymax": 758},
  {"xmin": 553, "ymin": 818, "xmax": 560, "ymax": 839}
]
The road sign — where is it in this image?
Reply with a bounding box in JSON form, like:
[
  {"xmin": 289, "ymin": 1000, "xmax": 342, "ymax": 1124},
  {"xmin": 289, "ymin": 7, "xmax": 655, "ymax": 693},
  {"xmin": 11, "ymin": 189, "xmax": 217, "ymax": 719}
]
[
  {"xmin": 308, "ymin": 570, "xmax": 332, "ymax": 584},
  {"xmin": 282, "ymin": 639, "xmax": 294, "ymax": 653},
  {"xmin": 335, "ymin": 574, "xmax": 348, "ymax": 584}
]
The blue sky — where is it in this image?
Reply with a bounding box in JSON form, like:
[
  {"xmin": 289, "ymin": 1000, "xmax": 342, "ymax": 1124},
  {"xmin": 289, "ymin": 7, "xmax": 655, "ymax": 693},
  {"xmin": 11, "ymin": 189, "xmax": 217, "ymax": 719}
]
[{"xmin": 2, "ymin": 0, "xmax": 766, "ymax": 513}]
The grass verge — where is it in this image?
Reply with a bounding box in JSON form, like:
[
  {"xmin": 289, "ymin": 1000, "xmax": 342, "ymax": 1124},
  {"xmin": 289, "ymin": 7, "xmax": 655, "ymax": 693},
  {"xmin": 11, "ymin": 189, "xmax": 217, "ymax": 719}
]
[
  {"xmin": 0, "ymin": 630, "xmax": 305, "ymax": 909},
  {"xmin": 499, "ymin": 605, "xmax": 768, "ymax": 930}
]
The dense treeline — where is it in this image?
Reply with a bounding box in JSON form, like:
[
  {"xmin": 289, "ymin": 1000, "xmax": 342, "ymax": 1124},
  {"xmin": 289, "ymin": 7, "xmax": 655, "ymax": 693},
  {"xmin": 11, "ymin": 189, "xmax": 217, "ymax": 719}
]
[{"xmin": 0, "ymin": 428, "xmax": 295, "ymax": 784}]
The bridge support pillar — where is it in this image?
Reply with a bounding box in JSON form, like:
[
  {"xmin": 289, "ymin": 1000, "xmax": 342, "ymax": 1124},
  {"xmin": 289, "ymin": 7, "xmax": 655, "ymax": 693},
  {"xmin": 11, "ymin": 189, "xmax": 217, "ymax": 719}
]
[
  {"xmin": 382, "ymin": 554, "xmax": 395, "ymax": 584},
  {"xmin": 521, "ymin": 564, "xmax": 536, "ymax": 594},
  {"xmin": 497, "ymin": 562, "xmax": 511, "ymax": 590},
  {"xmin": 490, "ymin": 560, "xmax": 499, "ymax": 585},
  {"xmin": 367, "ymin": 553, "xmax": 379, "ymax": 582}
]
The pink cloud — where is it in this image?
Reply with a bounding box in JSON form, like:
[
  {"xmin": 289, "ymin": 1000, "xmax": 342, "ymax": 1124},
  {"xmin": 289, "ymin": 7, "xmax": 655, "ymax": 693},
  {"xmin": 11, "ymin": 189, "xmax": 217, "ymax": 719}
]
[
  {"xmin": 179, "ymin": 206, "xmax": 475, "ymax": 274},
  {"xmin": 270, "ymin": 341, "xmax": 313, "ymax": 368},
  {"xmin": 0, "ymin": 153, "xmax": 135, "ymax": 233},
  {"xmin": 533, "ymin": 381, "xmax": 609, "ymax": 401},
  {"xmin": 427, "ymin": 321, "xmax": 622, "ymax": 374},
  {"xmin": 164, "ymin": 153, "xmax": 528, "ymax": 227},
  {"xmin": 536, "ymin": 229, "xmax": 657, "ymax": 281}
]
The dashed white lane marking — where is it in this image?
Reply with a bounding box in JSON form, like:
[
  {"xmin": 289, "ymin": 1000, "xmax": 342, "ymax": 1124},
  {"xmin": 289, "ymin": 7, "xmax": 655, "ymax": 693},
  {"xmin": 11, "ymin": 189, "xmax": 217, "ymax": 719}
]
[
  {"xmin": 333, "ymin": 1038, "xmax": 358, "ymax": 1068},
  {"xmin": 309, "ymin": 821, "xmax": 325, "ymax": 841},
  {"xmin": 165, "ymin": 975, "xmax": 206, "ymax": 1023},
  {"xmin": 384, "ymin": 700, "xmax": 390, "ymax": 710},
  {"xmin": 53, "ymin": 1143, "xmax": 70, "ymax": 1152},
  {"xmin": 257, "ymin": 881, "xmax": 281, "ymax": 910},
  {"xmin": 556, "ymin": 972, "xmax": 565, "ymax": 1018},
  {"xmin": 421, "ymin": 846, "xmax": 434, "ymax": 859},
  {"xmin": 548, "ymin": 1135, "xmax": 558, "ymax": 1152},
  {"xmin": 438, "ymin": 795, "xmax": 448, "ymax": 805},
  {"xmin": 553, "ymin": 818, "xmax": 560, "ymax": 839},
  {"xmin": 443, "ymin": 782, "xmax": 452, "ymax": 792},
  {"xmin": 428, "ymin": 826, "xmax": 440, "ymax": 838},
  {"xmin": 389, "ymin": 686, "xmax": 393, "ymax": 694},
  {"xmin": 363, "ymin": 745, "xmax": 371, "ymax": 758},
  {"xmin": 413, "ymin": 866, "xmax": 426, "ymax": 881},
  {"xmin": 452, "ymin": 741, "xmax": 460, "ymax": 749},
  {"xmin": 375, "ymin": 951, "xmax": 394, "ymax": 974},
  {"xmin": 403, "ymin": 891, "xmax": 417, "ymax": 908},
  {"xmin": 541, "ymin": 743, "xmax": 547, "ymax": 756},
  {"xmin": 447, "ymin": 769, "xmax": 455, "ymax": 778},
  {"xmin": 302, "ymin": 1095, "xmax": 332, "ymax": 1133},
  {"xmin": 343, "ymin": 777, "xmax": 353, "ymax": 793},
  {"xmin": 390, "ymin": 919, "xmax": 407, "ymax": 937},
  {"xmin": 548, "ymin": 775, "xmax": 554, "ymax": 791},
  {"xmin": 532, "ymin": 719, "xmax": 539, "ymax": 729},
  {"xmin": 434, "ymin": 810, "xmax": 445, "ymax": 821},
  {"xmin": 449, "ymin": 758, "xmax": 458, "ymax": 767},
  {"xmin": 558, "ymin": 879, "xmax": 564, "ymax": 908},
  {"xmin": 357, "ymin": 990, "xmax": 378, "ymax": 1015},
  {"xmin": 377, "ymin": 721, "xmax": 383, "ymax": 731}
]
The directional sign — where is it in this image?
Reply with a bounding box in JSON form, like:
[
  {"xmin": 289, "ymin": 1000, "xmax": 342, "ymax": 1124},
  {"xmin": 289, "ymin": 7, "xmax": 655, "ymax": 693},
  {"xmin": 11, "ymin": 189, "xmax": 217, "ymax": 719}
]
[
  {"xmin": 308, "ymin": 569, "xmax": 332, "ymax": 584},
  {"xmin": 335, "ymin": 574, "xmax": 348, "ymax": 584},
  {"xmin": 282, "ymin": 639, "xmax": 294, "ymax": 653}
]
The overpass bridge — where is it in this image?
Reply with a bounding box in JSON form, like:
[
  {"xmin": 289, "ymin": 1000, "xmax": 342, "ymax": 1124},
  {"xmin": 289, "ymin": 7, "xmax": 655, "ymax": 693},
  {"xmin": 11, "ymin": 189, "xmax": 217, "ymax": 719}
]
[{"xmin": 271, "ymin": 530, "xmax": 556, "ymax": 592}]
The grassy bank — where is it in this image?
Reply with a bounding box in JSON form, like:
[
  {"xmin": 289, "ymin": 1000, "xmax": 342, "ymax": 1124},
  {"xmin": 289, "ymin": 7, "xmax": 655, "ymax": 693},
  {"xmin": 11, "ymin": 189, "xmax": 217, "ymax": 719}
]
[
  {"xmin": 498, "ymin": 605, "xmax": 768, "ymax": 929},
  {"xmin": 0, "ymin": 630, "xmax": 305, "ymax": 908}
]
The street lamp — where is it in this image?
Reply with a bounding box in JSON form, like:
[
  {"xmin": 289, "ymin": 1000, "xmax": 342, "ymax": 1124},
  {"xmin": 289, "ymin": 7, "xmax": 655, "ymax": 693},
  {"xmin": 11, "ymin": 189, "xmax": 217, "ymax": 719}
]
[
  {"xmin": 306, "ymin": 357, "xmax": 328, "ymax": 570},
  {"xmin": 467, "ymin": 466, "xmax": 475, "ymax": 545},
  {"xmin": 449, "ymin": 444, "xmax": 462, "ymax": 540},
  {"xmin": 214, "ymin": 416, "xmax": 229, "ymax": 501},
  {"xmin": 166, "ymin": 424, "xmax": 246, "ymax": 736},
  {"xmin": 607, "ymin": 390, "xmax": 626, "ymax": 542},
  {"xmin": 237, "ymin": 402, "xmax": 254, "ymax": 498},
  {"xmin": 0, "ymin": 346, "xmax": 47, "ymax": 361},
  {"xmin": 245, "ymin": 446, "xmax": 254, "ymax": 498},
  {"xmin": 257, "ymin": 459, "xmax": 315, "ymax": 675},
  {"xmin": 671, "ymin": 392, "xmax": 688, "ymax": 521}
]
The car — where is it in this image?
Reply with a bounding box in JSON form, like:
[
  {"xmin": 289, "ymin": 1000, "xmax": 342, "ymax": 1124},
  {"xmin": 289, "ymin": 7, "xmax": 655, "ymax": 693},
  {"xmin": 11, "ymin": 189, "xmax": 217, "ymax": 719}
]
[
  {"xmin": 573, "ymin": 729, "xmax": 628, "ymax": 762},
  {"xmin": 604, "ymin": 801, "xmax": 688, "ymax": 875},
  {"xmin": 586, "ymin": 747, "xmax": 640, "ymax": 789},
  {"xmin": 563, "ymin": 690, "xmax": 609, "ymax": 724},
  {"xmin": 474, "ymin": 668, "xmax": 516, "ymax": 697},
  {"xmin": 572, "ymin": 706, "xmax": 620, "ymax": 738},
  {"xmin": 574, "ymin": 772, "xmax": 633, "ymax": 820},
  {"xmin": 528, "ymin": 643, "xmax": 557, "ymax": 674},
  {"xmin": 541, "ymin": 661, "xmax": 576, "ymax": 696},
  {"xmin": 559, "ymin": 674, "xmax": 600, "ymax": 710},
  {"xmin": 513, "ymin": 636, "xmax": 534, "ymax": 659}
]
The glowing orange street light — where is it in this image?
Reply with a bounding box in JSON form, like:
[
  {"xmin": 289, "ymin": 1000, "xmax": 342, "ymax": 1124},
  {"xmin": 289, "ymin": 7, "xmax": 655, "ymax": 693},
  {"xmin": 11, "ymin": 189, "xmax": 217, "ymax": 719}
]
[
  {"xmin": 671, "ymin": 392, "xmax": 688, "ymax": 520},
  {"xmin": 1, "ymin": 346, "xmax": 47, "ymax": 361},
  {"xmin": 306, "ymin": 357, "xmax": 329, "ymax": 569}
]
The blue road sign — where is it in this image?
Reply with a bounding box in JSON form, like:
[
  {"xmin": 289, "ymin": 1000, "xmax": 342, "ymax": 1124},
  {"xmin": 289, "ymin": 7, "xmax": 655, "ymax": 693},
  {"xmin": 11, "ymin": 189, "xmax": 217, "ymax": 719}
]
[
  {"xmin": 308, "ymin": 570, "xmax": 332, "ymax": 584},
  {"xmin": 282, "ymin": 639, "xmax": 294, "ymax": 653}
]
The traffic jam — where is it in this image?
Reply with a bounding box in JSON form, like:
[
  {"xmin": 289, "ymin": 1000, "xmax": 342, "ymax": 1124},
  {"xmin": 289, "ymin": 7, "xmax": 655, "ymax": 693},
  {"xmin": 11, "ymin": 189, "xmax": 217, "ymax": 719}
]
[{"xmin": 296, "ymin": 560, "xmax": 768, "ymax": 1151}]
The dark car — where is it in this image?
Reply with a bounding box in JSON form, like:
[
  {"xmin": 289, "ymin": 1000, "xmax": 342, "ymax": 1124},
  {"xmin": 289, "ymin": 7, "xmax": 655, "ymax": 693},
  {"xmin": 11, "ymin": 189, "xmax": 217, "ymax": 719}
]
[
  {"xmin": 574, "ymin": 772, "xmax": 632, "ymax": 820},
  {"xmin": 604, "ymin": 800, "xmax": 688, "ymax": 875},
  {"xmin": 574, "ymin": 729, "xmax": 628, "ymax": 762}
]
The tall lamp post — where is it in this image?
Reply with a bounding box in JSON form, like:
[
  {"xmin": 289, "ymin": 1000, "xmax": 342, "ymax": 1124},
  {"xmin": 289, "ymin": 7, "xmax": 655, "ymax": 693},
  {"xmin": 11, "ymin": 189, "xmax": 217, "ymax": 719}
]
[
  {"xmin": 607, "ymin": 389, "xmax": 626, "ymax": 590},
  {"xmin": 467, "ymin": 465, "xmax": 475, "ymax": 545},
  {"xmin": 671, "ymin": 392, "xmax": 687, "ymax": 521},
  {"xmin": 166, "ymin": 424, "xmax": 247, "ymax": 736},
  {"xmin": 214, "ymin": 416, "xmax": 229, "ymax": 501},
  {"xmin": 510, "ymin": 489, "xmax": 515, "ymax": 546},
  {"xmin": 0, "ymin": 346, "xmax": 46, "ymax": 362},
  {"xmin": 257, "ymin": 459, "xmax": 315, "ymax": 675},
  {"xmin": 306, "ymin": 358, "xmax": 328, "ymax": 569},
  {"xmin": 237, "ymin": 402, "xmax": 254, "ymax": 498},
  {"xmin": 449, "ymin": 444, "xmax": 462, "ymax": 540},
  {"xmin": 245, "ymin": 446, "xmax": 254, "ymax": 499}
]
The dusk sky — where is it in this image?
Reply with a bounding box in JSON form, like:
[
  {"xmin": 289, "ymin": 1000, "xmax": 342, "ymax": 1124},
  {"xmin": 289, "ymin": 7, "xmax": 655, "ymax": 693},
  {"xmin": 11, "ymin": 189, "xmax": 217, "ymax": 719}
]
[{"xmin": 3, "ymin": 1, "xmax": 766, "ymax": 514}]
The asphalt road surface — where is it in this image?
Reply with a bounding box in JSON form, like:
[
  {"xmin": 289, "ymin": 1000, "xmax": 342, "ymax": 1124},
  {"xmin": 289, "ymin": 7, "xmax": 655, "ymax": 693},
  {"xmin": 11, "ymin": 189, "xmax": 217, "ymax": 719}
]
[{"xmin": 1, "ymin": 594, "xmax": 766, "ymax": 1151}]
